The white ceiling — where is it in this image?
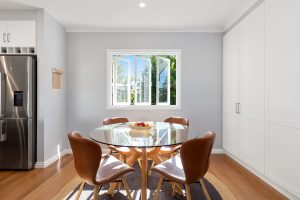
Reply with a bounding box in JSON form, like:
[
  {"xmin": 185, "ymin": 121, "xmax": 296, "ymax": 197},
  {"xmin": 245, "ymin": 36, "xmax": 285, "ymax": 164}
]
[{"xmin": 0, "ymin": 0, "xmax": 259, "ymax": 32}]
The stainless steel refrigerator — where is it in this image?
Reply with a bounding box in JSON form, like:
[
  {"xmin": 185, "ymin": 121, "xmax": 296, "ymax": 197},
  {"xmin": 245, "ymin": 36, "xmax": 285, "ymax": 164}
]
[{"xmin": 0, "ymin": 55, "xmax": 36, "ymax": 169}]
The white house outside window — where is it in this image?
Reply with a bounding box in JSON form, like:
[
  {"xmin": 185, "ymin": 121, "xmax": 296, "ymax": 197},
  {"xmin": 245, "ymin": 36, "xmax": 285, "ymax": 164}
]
[{"xmin": 107, "ymin": 49, "xmax": 181, "ymax": 110}]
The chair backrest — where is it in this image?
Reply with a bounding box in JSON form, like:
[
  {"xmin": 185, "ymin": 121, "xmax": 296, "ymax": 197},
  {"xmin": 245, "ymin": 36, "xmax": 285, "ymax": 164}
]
[
  {"xmin": 68, "ymin": 131, "xmax": 102, "ymax": 186},
  {"xmin": 180, "ymin": 132, "xmax": 216, "ymax": 184},
  {"xmin": 164, "ymin": 116, "xmax": 189, "ymax": 126},
  {"xmin": 103, "ymin": 117, "xmax": 129, "ymax": 125}
]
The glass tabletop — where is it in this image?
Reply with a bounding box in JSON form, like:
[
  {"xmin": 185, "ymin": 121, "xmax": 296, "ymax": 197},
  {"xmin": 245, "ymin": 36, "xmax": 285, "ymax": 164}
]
[{"xmin": 89, "ymin": 122, "xmax": 189, "ymax": 148}]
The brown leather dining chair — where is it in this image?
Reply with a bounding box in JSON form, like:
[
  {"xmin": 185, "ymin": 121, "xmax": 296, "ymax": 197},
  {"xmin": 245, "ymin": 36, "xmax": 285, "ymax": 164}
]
[
  {"xmin": 159, "ymin": 116, "xmax": 190, "ymax": 157},
  {"xmin": 68, "ymin": 131, "xmax": 134, "ymax": 200},
  {"xmin": 103, "ymin": 117, "xmax": 131, "ymax": 163},
  {"xmin": 151, "ymin": 132, "xmax": 216, "ymax": 200}
]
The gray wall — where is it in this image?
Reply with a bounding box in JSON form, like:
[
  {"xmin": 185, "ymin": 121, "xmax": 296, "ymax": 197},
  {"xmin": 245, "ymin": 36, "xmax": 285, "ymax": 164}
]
[
  {"xmin": 67, "ymin": 32, "xmax": 223, "ymax": 148},
  {"xmin": 38, "ymin": 10, "xmax": 67, "ymax": 161}
]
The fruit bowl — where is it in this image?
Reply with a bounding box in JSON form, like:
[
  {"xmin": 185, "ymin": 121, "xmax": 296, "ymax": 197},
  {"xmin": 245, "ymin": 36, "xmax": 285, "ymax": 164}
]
[
  {"xmin": 129, "ymin": 129, "xmax": 152, "ymax": 137},
  {"xmin": 129, "ymin": 122, "xmax": 153, "ymax": 130}
]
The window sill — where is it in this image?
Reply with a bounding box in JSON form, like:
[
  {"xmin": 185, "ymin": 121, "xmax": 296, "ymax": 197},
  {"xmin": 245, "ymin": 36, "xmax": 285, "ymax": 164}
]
[{"xmin": 107, "ymin": 105, "xmax": 181, "ymax": 110}]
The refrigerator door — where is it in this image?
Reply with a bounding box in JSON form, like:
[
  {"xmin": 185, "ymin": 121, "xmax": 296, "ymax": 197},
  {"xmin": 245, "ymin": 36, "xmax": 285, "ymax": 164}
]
[
  {"xmin": 0, "ymin": 55, "xmax": 35, "ymax": 118},
  {"xmin": 0, "ymin": 118, "xmax": 34, "ymax": 169},
  {"xmin": 0, "ymin": 56, "xmax": 36, "ymax": 169}
]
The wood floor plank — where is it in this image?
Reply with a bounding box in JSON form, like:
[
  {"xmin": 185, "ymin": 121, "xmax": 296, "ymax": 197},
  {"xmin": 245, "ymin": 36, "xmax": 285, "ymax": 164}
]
[{"xmin": 0, "ymin": 154, "xmax": 287, "ymax": 200}]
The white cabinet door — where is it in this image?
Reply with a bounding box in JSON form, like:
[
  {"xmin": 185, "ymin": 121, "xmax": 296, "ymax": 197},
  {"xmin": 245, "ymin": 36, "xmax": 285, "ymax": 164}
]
[
  {"xmin": 222, "ymin": 27, "xmax": 239, "ymax": 157},
  {"xmin": 0, "ymin": 21, "xmax": 7, "ymax": 46},
  {"xmin": 266, "ymin": 0, "xmax": 300, "ymax": 197},
  {"xmin": 6, "ymin": 21, "xmax": 36, "ymax": 47},
  {"xmin": 237, "ymin": 3, "xmax": 265, "ymax": 174}
]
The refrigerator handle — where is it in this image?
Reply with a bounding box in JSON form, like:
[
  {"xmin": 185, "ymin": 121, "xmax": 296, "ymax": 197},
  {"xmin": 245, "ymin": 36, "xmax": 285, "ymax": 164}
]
[
  {"xmin": 0, "ymin": 120, "xmax": 7, "ymax": 142},
  {"xmin": 27, "ymin": 58, "xmax": 34, "ymax": 118},
  {"xmin": 0, "ymin": 73, "xmax": 6, "ymax": 117}
]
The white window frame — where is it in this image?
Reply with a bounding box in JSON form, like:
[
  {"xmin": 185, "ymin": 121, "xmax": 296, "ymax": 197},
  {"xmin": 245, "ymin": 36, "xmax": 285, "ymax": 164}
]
[{"xmin": 107, "ymin": 49, "xmax": 181, "ymax": 110}]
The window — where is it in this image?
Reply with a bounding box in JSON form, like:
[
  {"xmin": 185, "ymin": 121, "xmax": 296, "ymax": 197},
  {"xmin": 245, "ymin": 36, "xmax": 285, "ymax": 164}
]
[{"xmin": 107, "ymin": 49, "xmax": 181, "ymax": 110}]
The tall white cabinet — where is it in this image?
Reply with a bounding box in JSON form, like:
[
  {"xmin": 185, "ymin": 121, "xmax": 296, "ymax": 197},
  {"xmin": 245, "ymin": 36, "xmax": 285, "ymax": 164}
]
[
  {"xmin": 223, "ymin": 3, "xmax": 265, "ymax": 174},
  {"xmin": 266, "ymin": 0, "xmax": 300, "ymax": 198},
  {"xmin": 222, "ymin": 26, "xmax": 239, "ymax": 157},
  {"xmin": 223, "ymin": 1, "xmax": 300, "ymax": 199}
]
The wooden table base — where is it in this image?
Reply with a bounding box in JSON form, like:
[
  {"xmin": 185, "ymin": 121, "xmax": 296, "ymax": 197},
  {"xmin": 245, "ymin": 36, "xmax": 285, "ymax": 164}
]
[{"xmin": 115, "ymin": 147, "xmax": 162, "ymax": 200}]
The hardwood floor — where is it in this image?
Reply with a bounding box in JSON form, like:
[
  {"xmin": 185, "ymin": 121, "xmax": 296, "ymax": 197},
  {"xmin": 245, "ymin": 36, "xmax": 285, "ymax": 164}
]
[{"xmin": 0, "ymin": 154, "xmax": 287, "ymax": 200}]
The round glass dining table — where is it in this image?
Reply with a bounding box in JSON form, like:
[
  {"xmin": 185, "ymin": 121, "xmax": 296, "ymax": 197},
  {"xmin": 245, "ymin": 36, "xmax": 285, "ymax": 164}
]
[{"xmin": 89, "ymin": 121, "xmax": 189, "ymax": 200}]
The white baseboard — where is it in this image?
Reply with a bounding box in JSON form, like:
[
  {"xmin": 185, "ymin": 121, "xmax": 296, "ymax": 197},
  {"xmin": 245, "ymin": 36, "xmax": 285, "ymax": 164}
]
[
  {"xmin": 34, "ymin": 148, "xmax": 223, "ymax": 168},
  {"xmin": 35, "ymin": 148, "xmax": 73, "ymax": 168},
  {"xmin": 224, "ymin": 150, "xmax": 298, "ymax": 200},
  {"xmin": 212, "ymin": 148, "xmax": 225, "ymax": 154}
]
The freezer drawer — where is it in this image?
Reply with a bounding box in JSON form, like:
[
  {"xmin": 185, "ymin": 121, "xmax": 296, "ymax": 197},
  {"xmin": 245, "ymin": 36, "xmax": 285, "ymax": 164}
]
[{"xmin": 0, "ymin": 118, "xmax": 34, "ymax": 169}]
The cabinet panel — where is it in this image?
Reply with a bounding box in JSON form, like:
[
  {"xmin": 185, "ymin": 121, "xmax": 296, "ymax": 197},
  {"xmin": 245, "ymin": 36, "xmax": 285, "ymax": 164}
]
[
  {"xmin": 0, "ymin": 21, "xmax": 7, "ymax": 47},
  {"xmin": 223, "ymin": 27, "xmax": 239, "ymax": 156},
  {"xmin": 237, "ymin": 3, "xmax": 265, "ymax": 173},
  {"xmin": 223, "ymin": 114, "xmax": 238, "ymax": 156},
  {"xmin": 238, "ymin": 118, "xmax": 265, "ymax": 173},
  {"xmin": 266, "ymin": 0, "xmax": 300, "ymax": 198},
  {"xmin": 267, "ymin": 125, "xmax": 300, "ymax": 198},
  {"xmin": 6, "ymin": 21, "xmax": 36, "ymax": 47},
  {"xmin": 223, "ymin": 27, "xmax": 238, "ymax": 115},
  {"xmin": 267, "ymin": 0, "xmax": 300, "ymax": 127},
  {"xmin": 238, "ymin": 3, "xmax": 265, "ymax": 122}
]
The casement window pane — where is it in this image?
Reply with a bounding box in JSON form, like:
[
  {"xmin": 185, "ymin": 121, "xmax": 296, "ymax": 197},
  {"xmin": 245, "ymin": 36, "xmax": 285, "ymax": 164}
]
[
  {"xmin": 135, "ymin": 56, "xmax": 151, "ymax": 105},
  {"xmin": 157, "ymin": 57, "xmax": 170, "ymax": 104},
  {"xmin": 116, "ymin": 86, "xmax": 128, "ymax": 102},
  {"xmin": 113, "ymin": 57, "xmax": 131, "ymax": 105}
]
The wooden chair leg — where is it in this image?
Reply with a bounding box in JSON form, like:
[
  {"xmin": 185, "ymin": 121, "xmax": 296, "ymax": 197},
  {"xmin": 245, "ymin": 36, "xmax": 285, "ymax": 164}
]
[
  {"xmin": 185, "ymin": 184, "xmax": 191, "ymax": 200},
  {"xmin": 93, "ymin": 185, "xmax": 100, "ymax": 200},
  {"xmin": 122, "ymin": 177, "xmax": 132, "ymax": 200},
  {"xmin": 148, "ymin": 161, "xmax": 155, "ymax": 176},
  {"xmin": 123, "ymin": 154, "xmax": 127, "ymax": 163},
  {"xmin": 200, "ymin": 178, "xmax": 211, "ymax": 200},
  {"xmin": 171, "ymin": 182, "xmax": 176, "ymax": 197},
  {"xmin": 117, "ymin": 182, "xmax": 122, "ymax": 191},
  {"xmin": 175, "ymin": 183, "xmax": 184, "ymax": 195},
  {"xmin": 75, "ymin": 181, "xmax": 85, "ymax": 200},
  {"xmin": 154, "ymin": 176, "xmax": 164, "ymax": 200},
  {"xmin": 138, "ymin": 159, "xmax": 142, "ymax": 169}
]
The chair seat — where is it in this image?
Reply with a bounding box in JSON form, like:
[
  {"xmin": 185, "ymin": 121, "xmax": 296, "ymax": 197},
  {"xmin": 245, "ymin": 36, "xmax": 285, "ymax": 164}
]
[
  {"xmin": 151, "ymin": 155, "xmax": 186, "ymax": 184},
  {"xmin": 108, "ymin": 145, "xmax": 131, "ymax": 155},
  {"xmin": 159, "ymin": 145, "xmax": 181, "ymax": 154},
  {"xmin": 96, "ymin": 155, "xmax": 134, "ymax": 184}
]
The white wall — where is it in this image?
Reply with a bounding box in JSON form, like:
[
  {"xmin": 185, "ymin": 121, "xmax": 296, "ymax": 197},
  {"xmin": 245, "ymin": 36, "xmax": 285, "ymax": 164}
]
[
  {"xmin": 66, "ymin": 32, "xmax": 223, "ymax": 148},
  {"xmin": 37, "ymin": 10, "xmax": 67, "ymax": 161}
]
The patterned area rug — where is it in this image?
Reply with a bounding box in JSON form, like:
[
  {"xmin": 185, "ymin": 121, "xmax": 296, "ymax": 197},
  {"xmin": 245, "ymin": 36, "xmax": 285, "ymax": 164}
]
[{"xmin": 53, "ymin": 162, "xmax": 236, "ymax": 200}]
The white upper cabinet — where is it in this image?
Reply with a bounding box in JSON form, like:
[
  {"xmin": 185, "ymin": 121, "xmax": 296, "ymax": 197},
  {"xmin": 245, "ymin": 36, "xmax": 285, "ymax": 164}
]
[
  {"xmin": 0, "ymin": 20, "xmax": 36, "ymax": 47},
  {"xmin": 223, "ymin": 27, "xmax": 239, "ymax": 157},
  {"xmin": 237, "ymin": 3, "xmax": 265, "ymax": 174}
]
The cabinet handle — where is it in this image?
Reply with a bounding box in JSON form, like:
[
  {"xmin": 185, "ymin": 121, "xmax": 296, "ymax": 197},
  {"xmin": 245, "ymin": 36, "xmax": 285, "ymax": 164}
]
[
  {"xmin": 7, "ymin": 33, "xmax": 10, "ymax": 43},
  {"xmin": 235, "ymin": 103, "xmax": 239, "ymax": 114},
  {"xmin": 3, "ymin": 33, "xmax": 6, "ymax": 42},
  {"xmin": 237, "ymin": 103, "xmax": 241, "ymax": 114}
]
